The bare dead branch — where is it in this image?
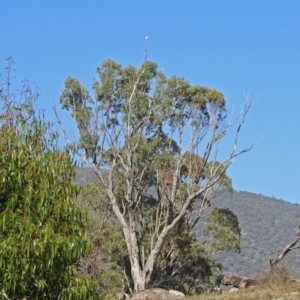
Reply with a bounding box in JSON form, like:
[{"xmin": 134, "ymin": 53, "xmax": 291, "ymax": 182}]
[{"xmin": 270, "ymin": 226, "xmax": 300, "ymax": 268}]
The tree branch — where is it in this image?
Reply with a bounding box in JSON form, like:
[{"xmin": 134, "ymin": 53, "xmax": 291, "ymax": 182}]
[{"xmin": 270, "ymin": 225, "xmax": 300, "ymax": 268}]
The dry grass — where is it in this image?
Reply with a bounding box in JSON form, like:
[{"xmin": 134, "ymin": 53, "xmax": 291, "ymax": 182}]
[{"xmin": 186, "ymin": 266, "xmax": 300, "ymax": 300}]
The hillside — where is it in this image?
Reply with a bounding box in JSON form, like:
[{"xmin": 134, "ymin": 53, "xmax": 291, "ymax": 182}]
[
  {"xmin": 193, "ymin": 191, "xmax": 300, "ymax": 278},
  {"xmin": 75, "ymin": 169, "xmax": 300, "ymax": 279}
]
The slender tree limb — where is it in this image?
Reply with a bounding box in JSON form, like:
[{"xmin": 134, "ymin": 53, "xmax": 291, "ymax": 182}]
[{"xmin": 270, "ymin": 226, "xmax": 300, "ymax": 268}]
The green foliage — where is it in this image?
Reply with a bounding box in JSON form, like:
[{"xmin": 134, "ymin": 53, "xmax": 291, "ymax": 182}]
[
  {"xmin": 0, "ymin": 58, "xmax": 97, "ymax": 299},
  {"xmin": 60, "ymin": 59, "xmax": 227, "ymax": 166},
  {"xmin": 153, "ymin": 219, "xmax": 222, "ymax": 294},
  {"xmin": 78, "ymin": 181, "xmax": 126, "ymax": 296},
  {"xmin": 60, "ymin": 77, "xmax": 98, "ymax": 163},
  {"xmin": 205, "ymin": 208, "xmax": 241, "ymax": 253}
]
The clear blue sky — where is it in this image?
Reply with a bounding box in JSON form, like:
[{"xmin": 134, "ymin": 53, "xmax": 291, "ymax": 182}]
[{"xmin": 1, "ymin": 1, "xmax": 300, "ymax": 203}]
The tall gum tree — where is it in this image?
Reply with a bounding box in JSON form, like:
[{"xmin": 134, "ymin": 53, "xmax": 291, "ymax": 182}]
[{"xmin": 58, "ymin": 59, "xmax": 253, "ymax": 291}]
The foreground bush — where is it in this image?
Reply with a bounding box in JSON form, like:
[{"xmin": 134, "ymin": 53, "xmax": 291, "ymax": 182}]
[{"xmin": 0, "ymin": 58, "xmax": 97, "ymax": 299}]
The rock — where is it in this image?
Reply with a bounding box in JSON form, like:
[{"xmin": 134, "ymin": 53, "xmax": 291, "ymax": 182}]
[
  {"xmin": 228, "ymin": 287, "xmax": 239, "ymax": 293},
  {"xmin": 169, "ymin": 290, "xmax": 185, "ymax": 297},
  {"xmin": 221, "ymin": 272, "xmax": 254, "ymax": 289},
  {"xmin": 130, "ymin": 288, "xmax": 184, "ymax": 300}
]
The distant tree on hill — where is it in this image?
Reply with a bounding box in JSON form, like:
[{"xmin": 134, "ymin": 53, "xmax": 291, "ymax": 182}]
[
  {"xmin": 205, "ymin": 208, "xmax": 241, "ymax": 254},
  {"xmin": 59, "ymin": 58, "xmax": 252, "ymax": 292}
]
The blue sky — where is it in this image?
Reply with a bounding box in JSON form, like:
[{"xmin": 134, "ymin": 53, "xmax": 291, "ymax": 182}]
[{"xmin": 1, "ymin": 1, "xmax": 300, "ymax": 203}]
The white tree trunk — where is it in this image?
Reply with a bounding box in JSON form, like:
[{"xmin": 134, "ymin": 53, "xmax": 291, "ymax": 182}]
[{"xmin": 122, "ymin": 227, "xmax": 147, "ymax": 291}]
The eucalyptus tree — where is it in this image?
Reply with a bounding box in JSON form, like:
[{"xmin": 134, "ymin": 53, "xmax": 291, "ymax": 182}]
[
  {"xmin": 0, "ymin": 58, "xmax": 97, "ymax": 299},
  {"xmin": 59, "ymin": 58, "xmax": 252, "ymax": 291}
]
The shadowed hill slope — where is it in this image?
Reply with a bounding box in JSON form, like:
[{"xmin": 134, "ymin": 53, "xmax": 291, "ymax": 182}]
[{"xmin": 193, "ymin": 191, "xmax": 300, "ymax": 278}]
